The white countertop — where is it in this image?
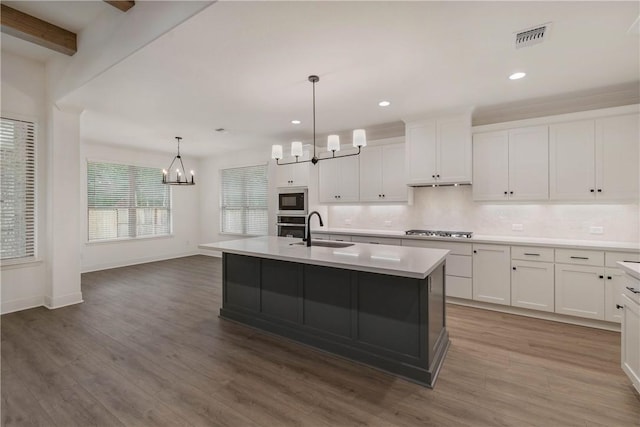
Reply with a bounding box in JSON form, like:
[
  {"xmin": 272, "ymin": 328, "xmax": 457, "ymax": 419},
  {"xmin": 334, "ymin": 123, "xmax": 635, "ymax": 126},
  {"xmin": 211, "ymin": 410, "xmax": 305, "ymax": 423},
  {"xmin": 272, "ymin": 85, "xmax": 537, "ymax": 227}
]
[
  {"xmin": 199, "ymin": 236, "xmax": 448, "ymax": 279},
  {"xmin": 618, "ymin": 261, "xmax": 640, "ymax": 281},
  {"xmin": 312, "ymin": 227, "xmax": 640, "ymax": 252}
]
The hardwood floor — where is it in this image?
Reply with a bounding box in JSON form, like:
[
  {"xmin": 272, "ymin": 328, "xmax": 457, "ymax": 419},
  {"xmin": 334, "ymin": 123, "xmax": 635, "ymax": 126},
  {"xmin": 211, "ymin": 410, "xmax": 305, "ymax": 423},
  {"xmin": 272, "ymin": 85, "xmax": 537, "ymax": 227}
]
[{"xmin": 2, "ymin": 255, "xmax": 639, "ymax": 426}]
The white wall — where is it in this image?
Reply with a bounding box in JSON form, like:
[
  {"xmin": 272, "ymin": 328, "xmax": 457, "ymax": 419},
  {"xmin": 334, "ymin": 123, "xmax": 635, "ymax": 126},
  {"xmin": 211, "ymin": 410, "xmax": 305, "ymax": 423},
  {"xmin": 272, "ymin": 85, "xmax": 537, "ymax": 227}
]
[
  {"xmin": 327, "ymin": 185, "xmax": 640, "ymax": 243},
  {"xmin": 80, "ymin": 142, "xmax": 201, "ymax": 272},
  {"xmin": 0, "ymin": 52, "xmax": 49, "ymax": 313}
]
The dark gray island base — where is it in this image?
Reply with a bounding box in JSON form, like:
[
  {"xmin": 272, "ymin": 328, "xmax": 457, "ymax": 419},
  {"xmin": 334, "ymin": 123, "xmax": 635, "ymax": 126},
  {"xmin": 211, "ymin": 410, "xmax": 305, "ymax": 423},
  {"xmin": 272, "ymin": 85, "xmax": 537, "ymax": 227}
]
[{"xmin": 220, "ymin": 253, "xmax": 450, "ymax": 388}]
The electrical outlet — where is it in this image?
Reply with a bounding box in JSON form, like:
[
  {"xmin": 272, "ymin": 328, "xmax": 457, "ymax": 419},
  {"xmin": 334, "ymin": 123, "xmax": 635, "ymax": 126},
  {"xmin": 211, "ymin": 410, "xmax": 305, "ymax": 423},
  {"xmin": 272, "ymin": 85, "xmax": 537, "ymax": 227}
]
[
  {"xmin": 384, "ymin": 220, "xmax": 392, "ymax": 228},
  {"xmin": 589, "ymin": 226, "xmax": 604, "ymax": 235},
  {"xmin": 344, "ymin": 219, "xmax": 352, "ymax": 226},
  {"xmin": 512, "ymin": 224, "xmax": 524, "ymax": 231}
]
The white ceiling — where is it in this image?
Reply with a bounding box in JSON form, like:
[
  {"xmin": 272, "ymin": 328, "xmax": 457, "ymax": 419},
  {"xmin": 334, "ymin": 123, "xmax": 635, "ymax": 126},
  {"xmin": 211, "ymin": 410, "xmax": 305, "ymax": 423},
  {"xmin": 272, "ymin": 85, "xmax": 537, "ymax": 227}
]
[{"xmin": 6, "ymin": 1, "xmax": 640, "ymax": 157}]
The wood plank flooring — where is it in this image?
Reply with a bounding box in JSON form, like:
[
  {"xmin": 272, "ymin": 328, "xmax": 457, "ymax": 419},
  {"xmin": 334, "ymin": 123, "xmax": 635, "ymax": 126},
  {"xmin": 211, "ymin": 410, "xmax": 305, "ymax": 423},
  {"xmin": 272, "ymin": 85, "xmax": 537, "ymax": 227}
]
[{"xmin": 2, "ymin": 255, "xmax": 639, "ymax": 426}]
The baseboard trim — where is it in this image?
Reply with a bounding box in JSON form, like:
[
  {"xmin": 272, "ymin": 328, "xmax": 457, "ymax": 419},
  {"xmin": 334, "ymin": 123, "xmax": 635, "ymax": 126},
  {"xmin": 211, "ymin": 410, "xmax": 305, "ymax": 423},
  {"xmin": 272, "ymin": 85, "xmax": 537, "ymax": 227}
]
[
  {"xmin": 447, "ymin": 297, "xmax": 620, "ymax": 332},
  {"xmin": 1, "ymin": 295, "xmax": 45, "ymax": 315},
  {"xmin": 43, "ymin": 292, "xmax": 83, "ymax": 310},
  {"xmin": 81, "ymin": 251, "xmax": 201, "ymax": 273},
  {"xmin": 199, "ymin": 250, "xmax": 222, "ymax": 258}
]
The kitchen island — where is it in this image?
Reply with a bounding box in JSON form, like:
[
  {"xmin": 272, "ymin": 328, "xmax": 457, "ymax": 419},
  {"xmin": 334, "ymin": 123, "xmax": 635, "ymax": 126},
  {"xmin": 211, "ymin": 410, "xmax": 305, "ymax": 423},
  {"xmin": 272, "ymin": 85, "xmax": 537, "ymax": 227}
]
[{"xmin": 199, "ymin": 236, "xmax": 450, "ymax": 387}]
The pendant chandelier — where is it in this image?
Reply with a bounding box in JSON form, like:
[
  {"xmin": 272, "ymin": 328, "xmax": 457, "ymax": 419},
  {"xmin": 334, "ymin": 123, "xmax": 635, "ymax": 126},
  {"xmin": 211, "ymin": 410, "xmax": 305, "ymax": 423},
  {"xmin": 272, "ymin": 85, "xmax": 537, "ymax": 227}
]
[
  {"xmin": 272, "ymin": 75, "xmax": 367, "ymax": 166},
  {"xmin": 162, "ymin": 137, "xmax": 195, "ymax": 185}
]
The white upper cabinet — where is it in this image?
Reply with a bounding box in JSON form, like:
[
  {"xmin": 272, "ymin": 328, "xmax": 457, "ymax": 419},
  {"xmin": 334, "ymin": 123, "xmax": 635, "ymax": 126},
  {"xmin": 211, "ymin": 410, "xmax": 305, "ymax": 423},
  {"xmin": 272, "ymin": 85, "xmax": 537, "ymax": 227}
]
[
  {"xmin": 549, "ymin": 120, "xmax": 596, "ymax": 200},
  {"xmin": 318, "ymin": 155, "xmax": 359, "ymax": 203},
  {"xmin": 359, "ymin": 144, "xmax": 408, "ymax": 202},
  {"xmin": 405, "ymin": 113, "xmax": 471, "ymax": 186},
  {"xmin": 595, "ymin": 114, "xmax": 640, "ymax": 200},
  {"xmin": 472, "ymin": 125, "xmax": 548, "ymax": 201},
  {"xmin": 550, "ymin": 113, "xmax": 639, "ymax": 201},
  {"xmin": 275, "ymin": 162, "xmax": 309, "ymax": 188},
  {"xmin": 472, "ymin": 131, "xmax": 509, "ymax": 200}
]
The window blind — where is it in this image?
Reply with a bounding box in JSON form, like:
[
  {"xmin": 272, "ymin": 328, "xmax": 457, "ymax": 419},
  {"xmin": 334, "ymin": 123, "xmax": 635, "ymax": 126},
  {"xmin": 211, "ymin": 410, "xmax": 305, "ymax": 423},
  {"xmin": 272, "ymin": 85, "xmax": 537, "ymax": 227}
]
[
  {"xmin": 0, "ymin": 117, "xmax": 36, "ymax": 260},
  {"xmin": 221, "ymin": 164, "xmax": 268, "ymax": 235},
  {"xmin": 87, "ymin": 162, "xmax": 171, "ymax": 241}
]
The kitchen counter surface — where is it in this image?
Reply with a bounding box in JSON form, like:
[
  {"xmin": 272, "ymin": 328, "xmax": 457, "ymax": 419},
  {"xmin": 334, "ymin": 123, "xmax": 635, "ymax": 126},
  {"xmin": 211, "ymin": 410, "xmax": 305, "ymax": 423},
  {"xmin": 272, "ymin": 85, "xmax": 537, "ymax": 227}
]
[
  {"xmin": 311, "ymin": 227, "xmax": 640, "ymax": 252},
  {"xmin": 618, "ymin": 261, "xmax": 640, "ymax": 281},
  {"xmin": 199, "ymin": 236, "xmax": 448, "ymax": 279}
]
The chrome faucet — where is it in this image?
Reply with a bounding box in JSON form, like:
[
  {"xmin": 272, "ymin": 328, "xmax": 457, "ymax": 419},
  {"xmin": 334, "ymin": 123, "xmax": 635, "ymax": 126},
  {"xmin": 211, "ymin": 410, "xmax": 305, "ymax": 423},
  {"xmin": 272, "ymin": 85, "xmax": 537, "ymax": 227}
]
[{"xmin": 306, "ymin": 211, "xmax": 324, "ymax": 247}]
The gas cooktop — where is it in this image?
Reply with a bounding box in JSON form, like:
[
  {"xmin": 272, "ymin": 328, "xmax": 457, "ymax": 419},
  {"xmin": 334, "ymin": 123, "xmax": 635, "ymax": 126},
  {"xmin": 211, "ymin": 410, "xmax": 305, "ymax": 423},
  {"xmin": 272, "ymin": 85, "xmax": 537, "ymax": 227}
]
[{"xmin": 405, "ymin": 229, "xmax": 473, "ymax": 239}]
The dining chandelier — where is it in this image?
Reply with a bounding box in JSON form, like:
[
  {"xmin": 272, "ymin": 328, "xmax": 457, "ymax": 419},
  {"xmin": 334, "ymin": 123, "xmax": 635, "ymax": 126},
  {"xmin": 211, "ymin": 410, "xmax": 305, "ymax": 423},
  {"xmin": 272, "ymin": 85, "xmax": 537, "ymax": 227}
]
[
  {"xmin": 162, "ymin": 136, "xmax": 195, "ymax": 185},
  {"xmin": 272, "ymin": 75, "xmax": 367, "ymax": 166}
]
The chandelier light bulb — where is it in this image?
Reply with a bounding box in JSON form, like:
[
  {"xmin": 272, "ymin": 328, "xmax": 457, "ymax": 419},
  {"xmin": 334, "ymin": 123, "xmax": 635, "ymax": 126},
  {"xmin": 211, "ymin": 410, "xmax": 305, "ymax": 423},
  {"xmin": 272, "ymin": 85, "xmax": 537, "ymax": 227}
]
[
  {"xmin": 353, "ymin": 129, "xmax": 367, "ymax": 148},
  {"xmin": 271, "ymin": 144, "xmax": 283, "ymax": 160},
  {"xmin": 291, "ymin": 141, "xmax": 303, "ymax": 158},
  {"xmin": 327, "ymin": 135, "xmax": 340, "ymax": 152}
]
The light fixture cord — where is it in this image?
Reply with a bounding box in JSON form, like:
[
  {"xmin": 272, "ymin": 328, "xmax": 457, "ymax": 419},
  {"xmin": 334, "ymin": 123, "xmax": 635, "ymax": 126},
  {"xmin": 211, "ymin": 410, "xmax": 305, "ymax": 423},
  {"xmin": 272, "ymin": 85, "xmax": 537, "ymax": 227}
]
[{"xmin": 312, "ymin": 79, "xmax": 316, "ymax": 160}]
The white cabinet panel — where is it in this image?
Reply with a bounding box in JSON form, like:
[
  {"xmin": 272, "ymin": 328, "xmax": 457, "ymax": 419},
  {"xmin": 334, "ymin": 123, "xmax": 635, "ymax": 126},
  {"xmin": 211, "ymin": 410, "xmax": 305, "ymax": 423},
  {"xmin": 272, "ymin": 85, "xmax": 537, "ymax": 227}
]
[
  {"xmin": 555, "ymin": 249, "xmax": 604, "ymax": 266},
  {"xmin": 437, "ymin": 116, "xmax": 472, "ymax": 184},
  {"xmin": 596, "ymin": 114, "xmax": 640, "ymax": 200},
  {"xmin": 406, "ymin": 114, "xmax": 471, "ymax": 186},
  {"xmin": 318, "ymin": 155, "xmax": 359, "ymax": 203},
  {"xmin": 447, "ymin": 276, "xmax": 472, "ymax": 299},
  {"xmin": 511, "ymin": 246, "xmax": 554, "ymax": 263},
  {"xmin": 360, "ymin": 144, "xmax": 407, "ymax": 202},
  {"xmin": 555, "ymin": 264, "xmax": 605, "ymax": 320},
  {"xmin": 473, "ymin": 126, "xmax": 548, "ymax": 201},
  {"xmin": 605, "ymin": 251, "xmax": 640, "ymax": 267},
  {"xmin": 275, "ymin": 162, "xmax": 309, "ymax": 188},
  {"xmin": 406, "ymin": 120, "xmax": 437, "ymax": 185},
  {"xmin": 549, "ymin": 120, "xmax": 596, "ymax": 200},
  {"xmin": 621, "ymin": 286, "xmax": 640, "ymax": 394},
  {"xmin": 473, "ymin": 244, "xmax": 511, "ymax": 305},
  {"xmin": 508, "ymin": 126, "xmax": 549, "ymax": 200},
  {"xmin": 604, "ymin": 268, "xmax": 626, "ymax": 323},
  {"xmin": 511, "ymin": 260, "xmax": 554, "ymax": 312},
  {"xmin": 472, "ymin": 131, "xmax": 509, "ymax": 201}
]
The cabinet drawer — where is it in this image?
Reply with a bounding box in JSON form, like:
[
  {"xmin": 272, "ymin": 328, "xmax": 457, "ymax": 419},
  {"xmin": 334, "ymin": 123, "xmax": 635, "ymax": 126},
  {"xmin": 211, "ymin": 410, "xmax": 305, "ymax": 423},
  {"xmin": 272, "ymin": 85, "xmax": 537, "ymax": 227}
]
[
  {"xmin": 447, "ymin": 255, "xmax": 472, "ymax": 278},
  {"xmin": 402, "ymin": 239, "xmax": 472, "ymax": 255},
  {"xmin": 446, "ymin": 276, "xmax": 472, "ymax": 299},
  {"xmin": 606, "ymin": 251, "xmax": 640, "ymax": 268},
  {"xmin": 351, "ymin": 235, "xmax": 402, "ymax": 246},
  {"xmin": 511, "ymin": 246, "xmax": 554, "ymax": 262},
  {"xmin": 555, "ymin": 249, "xmax": 604, "ymax": 266}
]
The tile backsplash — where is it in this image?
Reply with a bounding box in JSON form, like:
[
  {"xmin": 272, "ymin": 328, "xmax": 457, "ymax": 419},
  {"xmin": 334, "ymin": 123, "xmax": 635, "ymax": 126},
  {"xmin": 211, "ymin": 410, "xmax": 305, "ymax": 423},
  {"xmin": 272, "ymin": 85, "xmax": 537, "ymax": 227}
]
[{"xmin": 327, "ymin": 186, "xmax": 640, "ymax": 243}]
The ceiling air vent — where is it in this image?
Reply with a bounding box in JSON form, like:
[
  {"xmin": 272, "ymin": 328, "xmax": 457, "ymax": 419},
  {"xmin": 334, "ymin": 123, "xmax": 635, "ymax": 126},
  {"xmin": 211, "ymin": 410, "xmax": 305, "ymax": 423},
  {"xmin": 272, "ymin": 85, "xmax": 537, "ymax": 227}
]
[{"xmin": 515, "ymin": 23, "xmax": 551, "ymax": 49}]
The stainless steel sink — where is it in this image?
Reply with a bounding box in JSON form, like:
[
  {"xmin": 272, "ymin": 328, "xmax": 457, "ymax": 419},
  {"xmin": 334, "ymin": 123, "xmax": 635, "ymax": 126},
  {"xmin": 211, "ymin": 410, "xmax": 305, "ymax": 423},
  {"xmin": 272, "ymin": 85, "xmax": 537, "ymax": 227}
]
[{"xmin": 290, "ymin": 241, "xmax": 354, "ymax": 248}]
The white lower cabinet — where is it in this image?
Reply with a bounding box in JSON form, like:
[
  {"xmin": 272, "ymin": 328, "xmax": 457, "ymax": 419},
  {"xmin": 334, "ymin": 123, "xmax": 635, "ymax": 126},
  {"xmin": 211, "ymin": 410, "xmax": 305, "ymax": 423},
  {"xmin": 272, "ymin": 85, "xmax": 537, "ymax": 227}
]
[
  {"xmin": 403, "ymin": 239, "xmax": 472, "ymax": 299},
  {"xmin": 473, "ymin": 244, "xmax": 511, "ymax": 305},
  {"xmin": 511, "ymin": 260, "xmax": 555, "ymax": 312},
  {"xmin": 621, "ymin": 279, "xmax": 640, "ymax": 395},
  {"xmin": 604, "ymin": 268, "xmax": 626, "ymax": 323},
  {"xmin": 555, "ymin": 264, "xmax": 605, "ymax": 320}
]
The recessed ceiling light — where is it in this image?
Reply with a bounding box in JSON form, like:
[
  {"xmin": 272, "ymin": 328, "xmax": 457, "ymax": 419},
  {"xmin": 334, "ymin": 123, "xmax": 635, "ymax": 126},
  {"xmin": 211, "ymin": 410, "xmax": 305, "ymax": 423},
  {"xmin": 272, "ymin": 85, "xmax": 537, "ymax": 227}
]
[
  {"xmin": 291, "ymin": 120, "xmax": 301, "ymax": 124},
  {"xmin": 509, "ymin": 72, "xmax": 526, "ymax": 80},
  {"xmin": 378, "ymin": 101, "xmax": 391, "ymax": 107}
]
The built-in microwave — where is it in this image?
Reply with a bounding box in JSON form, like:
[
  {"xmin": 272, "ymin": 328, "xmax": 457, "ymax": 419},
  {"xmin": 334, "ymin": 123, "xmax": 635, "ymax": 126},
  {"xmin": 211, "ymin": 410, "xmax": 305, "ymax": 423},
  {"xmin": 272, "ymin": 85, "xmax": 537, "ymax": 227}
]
[{"xmin": 278, "ymin": 188, "xmax": 308, "ymax": 215}]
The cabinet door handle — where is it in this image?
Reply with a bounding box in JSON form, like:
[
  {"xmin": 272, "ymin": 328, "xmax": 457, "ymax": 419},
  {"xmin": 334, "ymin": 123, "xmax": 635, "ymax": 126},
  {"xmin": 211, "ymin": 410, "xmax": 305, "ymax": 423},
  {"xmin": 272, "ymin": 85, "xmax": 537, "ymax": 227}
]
[
  {"xmin": 504, "ymin": 191, "xmax": 508, "ymax": 195},
  {"xmin": 436, "ymin": 174, "xmax": 440, "ymax": 178},
  {"xmin": 512, "ymin": 266, "xmax": 516, "ymax": 270},
  {"xmin": 597, "ymin": 189, "xmax": 602, "ymax": 193},
  {"xmin": 590, "ymin": 189, "xmax": 595, "ymax": 193},
  {"xmin": 524, "ymin": 253, "xmax": 540, "ymax": 256},
  {"xmin": 382, "ymin": 194, "xmax": 385, "ymax": 198},
  {"xmin": 616, "ymin": 304, "xmax": 624, "ymax": 310},
  {"xmin": 626, "ymin": 287, "xmax": 640, "ymax": 294},
  {"xmin": 570, "ymin": 256, "xmax": 589, "ymax": 260},
  {"xmin": 509, "ymin": 191, "xmax": 514, "ymax": 195},
  {"xmin": 598, "ymin": 275, "xmax": 604, "ymax": 279},
  {"xmin": 607, "ymin": 276, "xmax": 612, "ymax": 280},
  {"xmin": 473, "ymin": 250, "xmax": 477, "ymax": 254}
]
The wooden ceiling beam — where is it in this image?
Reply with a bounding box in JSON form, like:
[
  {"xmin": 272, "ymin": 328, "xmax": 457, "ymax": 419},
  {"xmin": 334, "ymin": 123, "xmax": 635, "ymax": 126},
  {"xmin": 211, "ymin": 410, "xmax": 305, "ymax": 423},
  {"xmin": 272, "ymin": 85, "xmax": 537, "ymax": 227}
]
[
  {"xmin": 103, "ymin": 1, "xmax": 136, "ymax": 13},
  {"xmin": 1, "ymin": 4, "xmax": 77, "ymax": 56}
]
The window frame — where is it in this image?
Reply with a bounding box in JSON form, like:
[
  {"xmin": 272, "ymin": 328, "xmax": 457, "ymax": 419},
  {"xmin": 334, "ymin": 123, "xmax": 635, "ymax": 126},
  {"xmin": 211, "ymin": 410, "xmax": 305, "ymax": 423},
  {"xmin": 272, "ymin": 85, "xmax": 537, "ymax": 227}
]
[
  {"xmin": 219, "ymin": 163, "xmax": 269, "ymax": 237},
  {"xmin": 0, "ymin": 115, "xmax": 38, "ymax": 265},
  {"xmin": 85, "ymin": 159, "xmax": 173, "ymax": 244}
]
